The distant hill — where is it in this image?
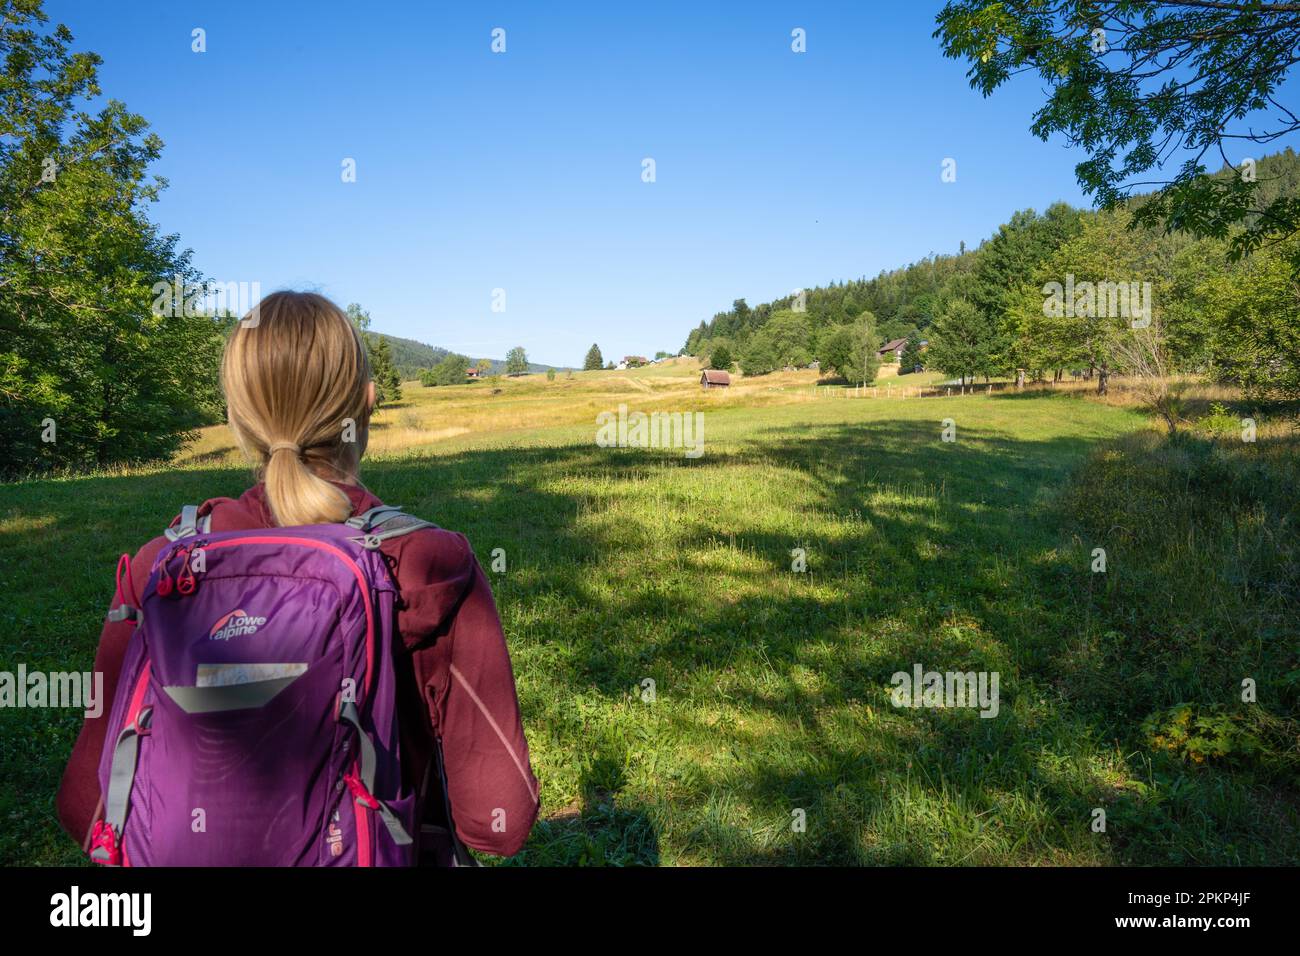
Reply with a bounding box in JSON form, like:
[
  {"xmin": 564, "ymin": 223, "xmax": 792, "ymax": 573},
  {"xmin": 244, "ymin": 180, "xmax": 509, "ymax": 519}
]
[
  {"xmin": 376, "ymin": 335, "xmax": 449, "ymax": 378},
  {"xmin": 372, "ymin": 333, "xmax": 568, "ymax": 377}
]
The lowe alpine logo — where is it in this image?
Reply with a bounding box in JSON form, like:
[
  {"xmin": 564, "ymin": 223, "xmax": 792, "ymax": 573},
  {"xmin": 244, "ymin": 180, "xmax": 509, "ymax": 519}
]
[{"xmin": 208, "ymin": 609, "xmax": 268, "ymax": 641}]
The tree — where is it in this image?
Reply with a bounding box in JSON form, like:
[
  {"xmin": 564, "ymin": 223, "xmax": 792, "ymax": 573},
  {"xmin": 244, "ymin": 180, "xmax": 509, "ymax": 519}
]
[
  {"xmin": 346, "ymin": 304, "xmax": 400, "ymax": 406},
  {"xmin": 505, "ymin": 346, "xmax": 528, "ymax": 375},
  {"xmin": 925, "ymin": 299, "xmax": 998, "ymax": 386},
  {"xmin": 477, "ymin": 358, "xmax": 493, "ymax": 375},
  {"xmin": 936, "ymin": 0, "xmax": 1300, "ymax": 269},
  {"xmin": 1200, "ymin": 236, "xmax": 1300, "ymax": 401},
  {"xmin": 762, "ymin": 310, "xmax": 813, "ymax": 368},
  {"xmin": 367, "ymin": 334, "xmax": 402, "ymax": 405},
  {"xmin": 546, "ymin": 367, "xmax": 556, "ymax": 382},
  {"xmin": 420, "ymin": 352, "xmax": 469, "ymax": 386},
  {"xmin": 740, "ymin": 335, "xmax": 779, "ymax": 376},
  {"xmin": 684, "ymin": 321, "xmax": 708, "ymax": 355},
  {"xmin": 584, "ymin": 343, "xmax": 604, "ymax": 370},
  {"xmin": 1012, "ymin": 209, "xmax": 1157, "ymax": 394},
  {"xmin": 820, "ymin": 312, "xmax": 881, "ymax": 384},
  {"xmin": 739, "ymin": 310, "xmax": 811, "ymax": 376},
  {"xmin": 900, "ymin": 332, "xmax": 925, "ymax": 372},
  {"xmin": 708, "ymin": 343, "xmax": 733, "ymax": 370},
  {"xmin": 0, "ymin": 2, "xmax": 224, "ymax": 476},
  {"xmin": 966, "ymin": 204, "xmax": 1084, "ymax": 373}
]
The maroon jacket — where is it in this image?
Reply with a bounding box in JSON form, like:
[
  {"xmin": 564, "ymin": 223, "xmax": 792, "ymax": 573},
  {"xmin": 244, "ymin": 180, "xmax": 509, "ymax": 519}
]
[{"xmin": 56, "ymin": 482, "xmax": 540, "ymax": 859}]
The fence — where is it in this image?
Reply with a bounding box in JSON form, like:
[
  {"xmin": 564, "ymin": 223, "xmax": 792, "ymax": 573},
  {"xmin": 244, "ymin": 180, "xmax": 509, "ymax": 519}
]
[{"xmin": 805, "ymin": 378, "xmax": 1097, "ymax": 400}]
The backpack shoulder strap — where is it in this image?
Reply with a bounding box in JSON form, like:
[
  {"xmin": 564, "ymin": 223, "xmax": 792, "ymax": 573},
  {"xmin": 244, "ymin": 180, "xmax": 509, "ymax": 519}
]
[
  {"xmin": 346, "ymin": 505, "xmax": 436, "ymax": 549},
  {"xmin": 164, "ymin": 503, "xmax": 213, "ymax": 541}
]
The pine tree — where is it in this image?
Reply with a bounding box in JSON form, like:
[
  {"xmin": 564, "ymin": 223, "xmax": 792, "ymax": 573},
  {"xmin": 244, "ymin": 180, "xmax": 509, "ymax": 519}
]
[
  {"xmin": 584, "ymin": 344, "xmax": 604, "ymax": 370},
  {"xmin": 367, "ymin": 334, "xmax": 402, "ymax": 405},
  {"xmin": 345, "ymin": 303, "xmax": 401, "ymax": 405}
]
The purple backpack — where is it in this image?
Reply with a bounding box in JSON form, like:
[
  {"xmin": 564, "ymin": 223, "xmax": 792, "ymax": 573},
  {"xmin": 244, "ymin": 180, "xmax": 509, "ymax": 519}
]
[{"xmin": 90, "ymin": 504, "xmax": 448, "ymax": 867}]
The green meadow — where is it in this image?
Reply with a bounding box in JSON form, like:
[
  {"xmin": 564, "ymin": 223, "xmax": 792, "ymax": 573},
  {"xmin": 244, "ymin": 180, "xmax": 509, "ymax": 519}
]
[{"xmin": 1, "ymin": 366, "xmax": 1296, "ymax": 865}]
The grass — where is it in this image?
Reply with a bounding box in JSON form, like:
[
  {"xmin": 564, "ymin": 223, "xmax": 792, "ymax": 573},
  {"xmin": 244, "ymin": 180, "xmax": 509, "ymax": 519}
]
[{"xmin": 1, "ymin": 361, "xmax": 1296, "ymax": 865}]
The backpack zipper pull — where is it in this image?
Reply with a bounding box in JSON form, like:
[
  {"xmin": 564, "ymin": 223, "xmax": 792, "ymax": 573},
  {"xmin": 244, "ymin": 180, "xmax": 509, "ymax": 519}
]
[
  {"xmin": 156, "ymin": 543, "xmax": 184, "ymax": 597},
  {"xmin": 156, "ymin": 558, "xmax": 174, "ymax": 597},
  {"xmin": 176, "ymin": 545, "xmax": 197, "ymax": 596}
]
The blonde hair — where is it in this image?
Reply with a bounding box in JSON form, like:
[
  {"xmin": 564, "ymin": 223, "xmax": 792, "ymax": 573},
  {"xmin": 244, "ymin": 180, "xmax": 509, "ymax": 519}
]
[{"xmin": 221, "ymin": 291, "xmax": 373, "ymax": 526}]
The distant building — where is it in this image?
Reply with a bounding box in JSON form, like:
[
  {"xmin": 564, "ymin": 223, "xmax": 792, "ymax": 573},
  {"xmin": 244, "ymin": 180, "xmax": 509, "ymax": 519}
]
[
  {"xmin": 466, "ymin": 367, "xmax": 480, "ymax": 378},
  {"xmin": 877, "ymin": 338, "xmax": 908, "ymax": 360},
  {"xmin": 701, "ymin": 369, "xmax": 731, "ymax": 388}
]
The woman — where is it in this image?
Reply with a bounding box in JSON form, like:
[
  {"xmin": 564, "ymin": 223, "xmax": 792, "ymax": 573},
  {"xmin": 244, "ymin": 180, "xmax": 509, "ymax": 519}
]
[{"xmin": 57, "ymin": 290, "xmax": 539, "ymax": 865}]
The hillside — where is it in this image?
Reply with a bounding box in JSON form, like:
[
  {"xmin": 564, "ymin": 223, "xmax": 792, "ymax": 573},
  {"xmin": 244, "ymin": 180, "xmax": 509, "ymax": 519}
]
[
  {"xmin": 373, "ymin": 333, "xmax": 567, "ymax": 378},
  {"xmin": 375, "ymin": 334, "xmax": 450, "ymax": 378},
  {"xmin": 685, "ymin": 147, "xmax": 1300, "ymax": 379}
]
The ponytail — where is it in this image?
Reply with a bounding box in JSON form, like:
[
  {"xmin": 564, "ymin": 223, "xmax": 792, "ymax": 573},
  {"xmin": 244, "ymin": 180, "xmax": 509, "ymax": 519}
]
[
  {"xmin": 221, "ymin": 292, "xmax": 373, "ymax": 527},
  {"xmin": 262, "ymin": 442, "xmax": 353, "ymax": 527}
]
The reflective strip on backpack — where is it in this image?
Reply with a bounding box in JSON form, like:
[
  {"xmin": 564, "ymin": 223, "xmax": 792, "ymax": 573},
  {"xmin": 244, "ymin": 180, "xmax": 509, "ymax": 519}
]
[
  {"xmin": 162, "ymin": 676, "xmax": 298, "ymax": 714},
  {"xmin": 339, "ymin": 700, "xmax": 413, "ymax": 846},
  {"xmin": 92, "ymin": 707, "xmax": 152, "ymax": 864}
]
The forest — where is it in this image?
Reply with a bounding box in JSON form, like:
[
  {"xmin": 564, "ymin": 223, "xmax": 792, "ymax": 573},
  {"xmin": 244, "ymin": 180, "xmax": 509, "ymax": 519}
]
[{"xmin": 685, "ymin": 149, "xmax": 1300, "ymax": 400}]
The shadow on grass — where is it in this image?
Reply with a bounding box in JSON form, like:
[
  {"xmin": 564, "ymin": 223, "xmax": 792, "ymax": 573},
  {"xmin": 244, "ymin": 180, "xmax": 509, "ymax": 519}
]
[{"xmin": 2, "ymin": 410, "xmax": 1295, "ymax": 865}]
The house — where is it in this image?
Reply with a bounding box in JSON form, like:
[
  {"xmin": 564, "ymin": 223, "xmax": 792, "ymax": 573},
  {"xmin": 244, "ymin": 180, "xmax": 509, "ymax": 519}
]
[
  {"xmin": 877, "ymin": 338, "xmax": 908, "ymax": 360},
  {"xmin": 466, "ymin": 367, "xmax": 480, "ymax": 379},
  {"xmin": 701, "ymin": 369, "xmax": 731, "ymax": 388}
]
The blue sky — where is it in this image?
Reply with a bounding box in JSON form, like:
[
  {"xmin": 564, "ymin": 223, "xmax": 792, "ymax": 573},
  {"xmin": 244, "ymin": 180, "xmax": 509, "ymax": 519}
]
[{"xmin": 54, "ymin": 1, "xmax": 1131, "ymax": 365}]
